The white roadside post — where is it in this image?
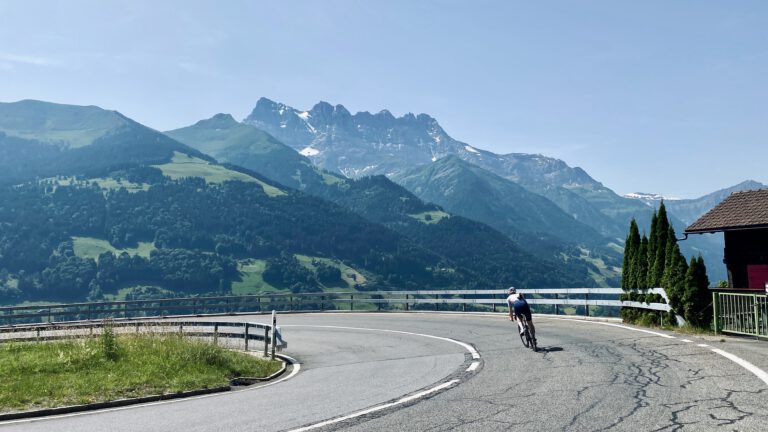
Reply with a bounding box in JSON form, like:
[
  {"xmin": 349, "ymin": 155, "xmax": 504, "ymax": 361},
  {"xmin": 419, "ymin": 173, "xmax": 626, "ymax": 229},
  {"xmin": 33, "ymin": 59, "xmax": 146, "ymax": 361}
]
[{"xmin": 271, "ymin": 310, "xmax": 277, "ymax": 360}]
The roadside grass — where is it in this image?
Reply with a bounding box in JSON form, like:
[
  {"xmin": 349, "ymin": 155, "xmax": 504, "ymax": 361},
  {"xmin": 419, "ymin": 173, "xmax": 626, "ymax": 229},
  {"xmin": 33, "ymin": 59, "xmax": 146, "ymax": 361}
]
[
  {"xmin": 0, "ymin": 332, "xmax": 281, "ymax": 413},
  {"xmin": 72, "ymin": 236, "xmax": 156, "ymax": 261}
]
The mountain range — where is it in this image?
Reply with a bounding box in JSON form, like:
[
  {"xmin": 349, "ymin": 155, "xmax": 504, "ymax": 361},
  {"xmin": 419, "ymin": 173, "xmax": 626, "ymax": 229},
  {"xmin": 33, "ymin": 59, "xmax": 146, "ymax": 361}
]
[
  {"xmin": 242, "ymin": 97, "xmax": 768, "ymax": 282},
  {"xmin": 0, "ymin": 100, "xmax": 596, "ymax": 305},
  {"xmin": 1, "ymin": 96, "xmax": 759, "ymax": 305}
]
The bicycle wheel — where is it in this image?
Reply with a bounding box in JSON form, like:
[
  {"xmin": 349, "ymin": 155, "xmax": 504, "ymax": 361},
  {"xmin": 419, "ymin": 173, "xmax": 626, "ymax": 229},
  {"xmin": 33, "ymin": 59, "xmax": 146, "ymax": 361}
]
[{"xmin": 519, "ymin": 330, "xmax": 529, "ymax": 348}]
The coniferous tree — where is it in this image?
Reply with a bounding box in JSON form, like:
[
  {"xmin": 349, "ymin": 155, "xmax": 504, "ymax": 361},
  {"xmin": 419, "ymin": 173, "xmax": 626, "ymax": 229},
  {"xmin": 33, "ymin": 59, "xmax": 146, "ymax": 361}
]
[
  {"xmin": 664, "ymin": 243, "xmax": 689, "ymax": 315},
  {"xmin": 622, "ymin": 219, "xmax": 640, "ymax": 290},
  {"xmin": 683, "ymin": 256, "xmax": 711, "ymax": 326},
  {"xmin": 650, "ymin": 202, "xmax": 670, "ymax": 287},
  {"xmin": 633, "ymin": 235, "xmax": 649, "ymax": 290},
  {"xmin": 647, "ymin": 210, "xmax": 659, "ymax": 284},
  {"xmin": 661, "ymin": 225, "xmax": 679, "ymax": 289}
]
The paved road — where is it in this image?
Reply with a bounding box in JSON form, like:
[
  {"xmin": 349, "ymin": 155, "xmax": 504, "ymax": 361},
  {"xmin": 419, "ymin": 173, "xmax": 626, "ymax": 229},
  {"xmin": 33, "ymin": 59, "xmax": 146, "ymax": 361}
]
[{"xmin": 1, "ymin": 313, "xmax": 767, "ymax": 431}]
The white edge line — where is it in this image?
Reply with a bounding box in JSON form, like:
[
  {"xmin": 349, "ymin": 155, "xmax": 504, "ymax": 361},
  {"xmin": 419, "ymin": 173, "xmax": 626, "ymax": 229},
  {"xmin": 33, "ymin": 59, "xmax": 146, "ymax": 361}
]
[
  {"xmin": 282, "ymin": 324, "xmax": 481, "ymax": 359},
  {"xmin": 548, "ymin": 316, "xmax": 768, "ymax": 388},
  {"xmin": 711, "ymin": 348, "xmax": 768, "ymax": 386},
  {"xmin": 288, "ymin": 379, "xmax": 460, "ymax": 432},
  {"xmin": 550, "ymin": 317, "xmax": 676, "ymax": 339},
  {"xmin": 0, "ymin": 355, "xmax": 302, "ymax": 426},
  {"xmin": 466, "ymin": 361, "xmax": 480, "ymax": 372},
  {"xmin": 680, "ymin": 339, "xmax": 693, "ymax": 343}
]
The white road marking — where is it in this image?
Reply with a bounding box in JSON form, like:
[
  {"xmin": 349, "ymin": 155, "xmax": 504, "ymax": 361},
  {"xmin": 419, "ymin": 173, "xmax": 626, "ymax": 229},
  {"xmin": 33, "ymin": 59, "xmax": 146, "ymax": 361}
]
[
  {"xmin": 552, "ymin": 317, "xmax": 676, "ymax": 339},
  {"xmin": 287, "ymin": 379, "xmax": 460, "ymax": 432},
  {"xmin": 281, "ymin": 324, "xmax": 481, "ymax": 359},
  {"xmin": 547, "ymin": 317, "xmax": 768, "ymax": 388},
  {"xmin": 466, "ymin": 361, "xmax": 480, "ymax": 372},
  {"xmin": 0, "ymin": 355, "xmax": 301, "ymax": 426},
  {"xmin": 711, "ymin": 348, "xmax": 768, "ymax": 386},
  {"xmin": 680, "ymin": 339, "xmax": 693, "ymax": 343}
]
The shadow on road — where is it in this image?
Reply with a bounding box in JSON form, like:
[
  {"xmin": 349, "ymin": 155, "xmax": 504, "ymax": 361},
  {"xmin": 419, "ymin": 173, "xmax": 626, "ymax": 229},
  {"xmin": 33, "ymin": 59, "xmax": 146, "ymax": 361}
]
[{"xmin": 537, "ymin": 346, "xmax": 563, "ymax": 353}]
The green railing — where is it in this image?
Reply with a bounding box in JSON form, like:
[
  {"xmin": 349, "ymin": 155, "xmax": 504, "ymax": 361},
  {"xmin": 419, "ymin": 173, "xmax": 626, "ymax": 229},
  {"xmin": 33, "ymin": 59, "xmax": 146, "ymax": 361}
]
[{"xmin": 713, "ymin": 291, "xmax": 768, "ymax": 337}]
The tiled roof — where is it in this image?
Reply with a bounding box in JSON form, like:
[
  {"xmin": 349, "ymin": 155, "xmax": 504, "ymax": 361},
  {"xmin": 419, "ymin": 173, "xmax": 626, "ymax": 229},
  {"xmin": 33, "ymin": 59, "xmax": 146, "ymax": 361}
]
[{"xmin": 686, "ymin": 188, "xmax": 768, "ymax": 233}]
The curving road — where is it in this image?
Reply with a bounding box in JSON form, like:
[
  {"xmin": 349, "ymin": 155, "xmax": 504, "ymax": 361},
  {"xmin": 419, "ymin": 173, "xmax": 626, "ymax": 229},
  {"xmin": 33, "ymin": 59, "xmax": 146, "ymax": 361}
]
[{"xmin": 1, "ymin": 313, "xmax": 767, "ymax": 431}]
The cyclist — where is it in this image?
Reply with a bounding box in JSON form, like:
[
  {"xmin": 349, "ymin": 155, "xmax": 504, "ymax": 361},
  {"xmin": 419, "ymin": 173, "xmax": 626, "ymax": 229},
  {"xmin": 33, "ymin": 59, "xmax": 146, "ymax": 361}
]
[{"xmin": 507, "ymin": 287, "xmax": 536, "ymax": 343}]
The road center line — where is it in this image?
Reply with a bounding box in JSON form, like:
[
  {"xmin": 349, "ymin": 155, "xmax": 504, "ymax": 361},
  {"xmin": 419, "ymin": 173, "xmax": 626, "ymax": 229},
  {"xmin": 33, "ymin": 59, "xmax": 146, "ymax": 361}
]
[
  {"xmin": 280, "ymin": 324, "xmax": 481, "ymax": 431},
  {"xmin": 288, "ymin": 380, "xmax": 461, "ymax": 432}
]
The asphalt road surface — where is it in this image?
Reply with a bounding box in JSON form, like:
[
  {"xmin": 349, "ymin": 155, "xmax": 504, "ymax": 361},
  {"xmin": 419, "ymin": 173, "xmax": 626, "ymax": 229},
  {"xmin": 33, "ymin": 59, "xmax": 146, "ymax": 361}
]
[{"xmin": 2, "ymin": 312, "xmax": 767, "ymax": 431}]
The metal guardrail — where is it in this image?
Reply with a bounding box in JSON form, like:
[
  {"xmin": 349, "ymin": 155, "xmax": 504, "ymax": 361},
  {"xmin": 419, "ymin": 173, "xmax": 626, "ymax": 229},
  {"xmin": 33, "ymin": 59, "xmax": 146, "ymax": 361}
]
[
  {"xmin": 0, "ymin": 288, "xmax": 669, "ymax": 326},
  {"xmin": 0, "ymin": 318, "xmax": 287, "ymax": 357},
  {"xmin": 713, "ymin": 292, "xmax": 768, "ymax": 337}
]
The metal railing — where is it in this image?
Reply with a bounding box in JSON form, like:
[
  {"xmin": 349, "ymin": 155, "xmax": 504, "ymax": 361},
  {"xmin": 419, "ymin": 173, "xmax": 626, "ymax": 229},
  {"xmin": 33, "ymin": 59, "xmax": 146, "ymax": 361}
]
[
  {"xmin": 0, "ymin": 318, "xmax": 286, "ymax": 357},
  {"xmin": 0, "ymin": 288, "xmax": 669, "ymax": 327},
  {"xmin": 713, "ymin": 291, "xmax": 768, "ymax": 337}
]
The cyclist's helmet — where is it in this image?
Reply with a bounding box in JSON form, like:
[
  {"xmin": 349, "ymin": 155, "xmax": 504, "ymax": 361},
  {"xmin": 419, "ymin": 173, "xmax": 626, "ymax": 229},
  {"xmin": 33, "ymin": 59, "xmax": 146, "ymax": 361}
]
[{"xmin": 508, "ymin": 286, "xmax": 516, "ymax": 294}]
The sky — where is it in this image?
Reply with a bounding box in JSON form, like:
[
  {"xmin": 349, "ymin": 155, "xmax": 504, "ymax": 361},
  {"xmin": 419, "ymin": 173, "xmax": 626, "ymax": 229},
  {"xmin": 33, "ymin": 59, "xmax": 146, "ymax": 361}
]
[{"xmin": 1, "ymin": 0, "xmax": 766, "ymax": 198}]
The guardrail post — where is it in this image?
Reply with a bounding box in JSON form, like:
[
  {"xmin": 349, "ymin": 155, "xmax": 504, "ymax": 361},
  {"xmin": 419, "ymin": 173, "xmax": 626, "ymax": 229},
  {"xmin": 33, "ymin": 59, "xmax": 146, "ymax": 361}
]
[
  {"xmin": 492, "ymin": 294, "xmax": 496, "ymax": 313},
  {"xmin": 214, "ymin": 323, "xmax": 219, "ymax": 346},
  {"xmin": 712, "ymin": 292, "xmax": 720, "ymax": 334},
  {"xmin": 350, "ymin": 295, "xmax": 354, "ymax": 311},
  {"xmin": 244, "ymin": 323, "xmax": 250, "ymax": 351},
  {"xmin": 462, "ymin": 294, "xmax": 466, "ymax": 312},
  {"xmin": 263, "ymin": 326, "xmax": 269, "ymax": 357},
  {"xmin": 271, "ymin": 310, "xmax": 277, "ymax": 360},
  {"xmin": 321, "ymin": 296, "xmax": 324, "ymax": 311},
  {"xmin": 435, "ymin": 294, "xmax": 439, "ymax": 311},
  {"xmin": 290, "ymin": 295, "xmax": 293, "ymax": 311},
  {"xmin": 47, "ymin": 307, "xmax": 52, "ymax": 324},
  {"xmin": 754, "ymin": 295, "xmax": 760, "ymax": 337},
  {"xmin": 585, "ymin": 293, "xmax": 590, "ymax": 317},
  {"xmin": 555, "ymin": 293, "xmax": 559, "ymax": 315},
  {"xmin": 405, "ymin": 294, "xmax": 409, "ymax": 311}
]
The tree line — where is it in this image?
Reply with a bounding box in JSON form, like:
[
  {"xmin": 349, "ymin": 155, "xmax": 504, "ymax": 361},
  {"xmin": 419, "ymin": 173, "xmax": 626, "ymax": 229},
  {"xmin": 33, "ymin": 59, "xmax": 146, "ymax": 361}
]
[{"xmin": 621, "ymin": 201, "xmax": 711, "ymax": 327}]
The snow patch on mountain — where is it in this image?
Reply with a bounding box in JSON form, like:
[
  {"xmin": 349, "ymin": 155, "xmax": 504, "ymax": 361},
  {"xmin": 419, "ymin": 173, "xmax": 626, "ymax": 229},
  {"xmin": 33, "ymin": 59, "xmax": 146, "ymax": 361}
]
[
  {"xmin": 464, "ymin": 145, "xmax": 479, "ymax": 154},
  {"xmin": 299, "ymin": 146, "xmax": 320, "ymax": 156},
  {"xmin": 624, "ymin": 192, "xmax": 682, "ymax": 201}
]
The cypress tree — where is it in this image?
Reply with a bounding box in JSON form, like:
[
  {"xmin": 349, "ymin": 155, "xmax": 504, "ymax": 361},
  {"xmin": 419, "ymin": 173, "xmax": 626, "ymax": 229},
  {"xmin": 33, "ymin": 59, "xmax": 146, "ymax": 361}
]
[
  {"xmin": 661, "ymin": 225, "xmax": 679, "ymax": 289},
  {"xmin": 664, "ymin": 243, "xmax": 689, "ymax": 315},
  {"xmin": 683, "ymin": 256, "xmax": 711, "ymax": 326},
  {"xmin": 622, "ymin": 219, "xmax": 641, "ymax": 290},
  {"xmin": 647, "ymin": 210, "xmax": 658, "ymax": 282},
  {"xmin": 650, "ymin": 202, "xmax": 670, "ymax": 287},
  {"xmin": 633, "ymin": 235, "xmax": 649, "ymax": 290}
]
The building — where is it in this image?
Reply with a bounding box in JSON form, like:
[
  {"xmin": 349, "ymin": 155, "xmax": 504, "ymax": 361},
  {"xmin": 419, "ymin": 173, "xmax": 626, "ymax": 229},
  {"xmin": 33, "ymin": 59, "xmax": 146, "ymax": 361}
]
[{"xmin": 685, "ymin": 188, "xmax": 768, "ymax": 290}]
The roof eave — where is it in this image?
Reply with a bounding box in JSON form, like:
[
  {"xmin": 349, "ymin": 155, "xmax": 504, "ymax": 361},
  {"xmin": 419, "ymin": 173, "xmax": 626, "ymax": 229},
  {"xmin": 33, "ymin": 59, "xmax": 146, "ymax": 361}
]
[{"xmin": 685, "ymin": 223, "xmax": 768, "ymax": 234}]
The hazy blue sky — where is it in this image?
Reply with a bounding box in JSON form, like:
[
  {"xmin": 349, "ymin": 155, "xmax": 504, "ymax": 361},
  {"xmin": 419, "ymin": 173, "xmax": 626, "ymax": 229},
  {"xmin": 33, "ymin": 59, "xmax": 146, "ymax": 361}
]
[{"xmin": 1, "ymin": 1, "xmax": 766, "ymax": 198}]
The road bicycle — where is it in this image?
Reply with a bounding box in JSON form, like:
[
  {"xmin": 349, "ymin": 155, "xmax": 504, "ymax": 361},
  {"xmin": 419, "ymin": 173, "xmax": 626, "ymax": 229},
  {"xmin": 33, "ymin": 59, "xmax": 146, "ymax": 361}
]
[{"xmin": 516, "ymin": 316, "xmax": 537, "ymax": 352}]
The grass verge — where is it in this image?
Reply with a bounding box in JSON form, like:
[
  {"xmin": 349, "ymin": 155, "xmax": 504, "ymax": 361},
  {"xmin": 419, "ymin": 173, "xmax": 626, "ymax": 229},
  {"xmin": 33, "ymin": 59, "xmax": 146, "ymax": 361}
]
[{"xmin": 0, "ymin": 331, "xmax": 282, "ymax": 413}]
